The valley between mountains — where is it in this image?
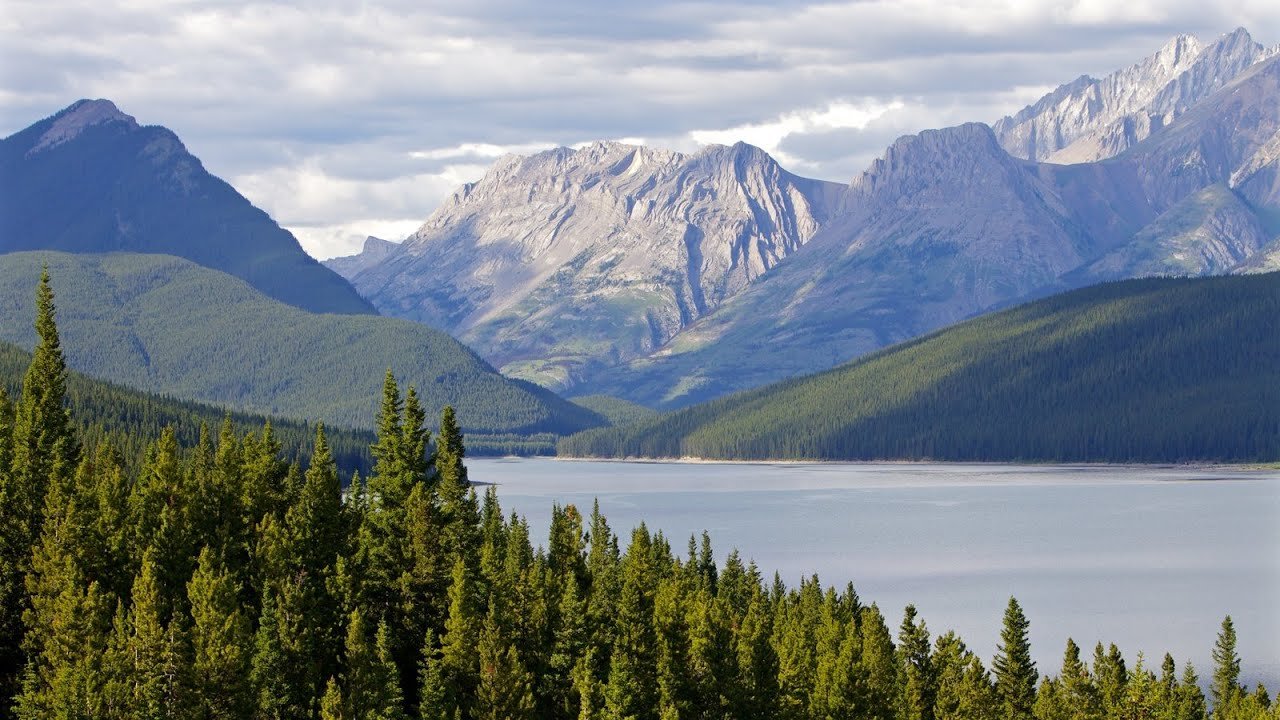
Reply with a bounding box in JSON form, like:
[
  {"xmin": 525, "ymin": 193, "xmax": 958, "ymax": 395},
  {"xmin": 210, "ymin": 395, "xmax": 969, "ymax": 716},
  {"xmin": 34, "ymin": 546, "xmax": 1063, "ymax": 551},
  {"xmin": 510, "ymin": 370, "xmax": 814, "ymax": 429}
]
[{"xmin": 2, "ymin": 27, "xmax": 1278, "ymax": 462}]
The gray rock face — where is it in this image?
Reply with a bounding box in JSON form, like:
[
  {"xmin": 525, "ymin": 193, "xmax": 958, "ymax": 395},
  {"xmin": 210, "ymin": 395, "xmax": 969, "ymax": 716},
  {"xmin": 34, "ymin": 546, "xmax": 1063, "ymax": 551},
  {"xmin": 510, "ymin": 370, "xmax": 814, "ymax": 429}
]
[
  {"xmin": 994, "ymin": 28, "xmax": 1271, "ymax": 164},
  {"xmin": 336, "ymin": 31, "xmax": 1280, "ymax": 409},
  {"xmin": 325, "ymin": 236, "xmax": 398, "ymax": 278},
  {"xmin": 330, "ymin": 140, "xmax": 846, "ymax": 388}
]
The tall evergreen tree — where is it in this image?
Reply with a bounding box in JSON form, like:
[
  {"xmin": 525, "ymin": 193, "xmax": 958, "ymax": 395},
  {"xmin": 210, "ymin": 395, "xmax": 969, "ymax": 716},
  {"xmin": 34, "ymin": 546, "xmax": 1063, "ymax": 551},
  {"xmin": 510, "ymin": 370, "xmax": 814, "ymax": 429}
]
[
  {"xmin": 899, "ymin": 604, "xmax": 936, "ymax": 720},
  {"xmin": 474, "ymin": 606, "xmax": 535, "ymax": 720},
  {"xmin": 992, "ymin": 597, "xmax": 1037, "ymax": 720},
  {"xmin": 1093, "ymin": 643, "xmax": 1128, "ymax": 718},
  {"xmin": 0, "ymin": 269, "xmax": 79, "ymax": 708},
  {"xmin": 188, "ymin": 547, "xmax": 253, "ymax": 720},
  {"xmin": 1211, "ymin": 616, "xmax": 1242, "ymax": 710}
]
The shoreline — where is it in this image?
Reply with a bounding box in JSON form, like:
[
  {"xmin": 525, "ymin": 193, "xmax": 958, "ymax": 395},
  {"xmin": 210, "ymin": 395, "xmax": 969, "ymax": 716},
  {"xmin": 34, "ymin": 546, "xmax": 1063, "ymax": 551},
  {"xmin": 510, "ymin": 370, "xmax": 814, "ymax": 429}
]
[{"xmin": 508, "ymin": 455, "xmax": 1278, "ymax": 472}]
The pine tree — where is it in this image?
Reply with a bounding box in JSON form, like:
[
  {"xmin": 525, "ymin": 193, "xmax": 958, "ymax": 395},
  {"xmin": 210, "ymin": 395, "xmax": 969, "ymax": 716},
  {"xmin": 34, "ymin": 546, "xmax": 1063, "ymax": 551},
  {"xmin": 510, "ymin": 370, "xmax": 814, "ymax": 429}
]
[
  {"xmin": 606, "ymin": 526, "xmax": 660, "ymax": 720},
  {"xmin": 249, "ymin": 588, "xmax": 293, "ymax": 720},
  {"xmin": 320, "ymin": 677, "xmax": 345, "ymax": 720},
  {"xmin": 1, "ymin": 268, "xmax": 79, "ymax": 706},
  {"xmin": 129, "ymin": 552, "xmax": 195, "ymax": 720},
  {"xmin": 474, "ymin": 606, "xmax": 535, "ymax": 720},
  {"xmin": 1211, "ymin": 616, "xmax": 1242, "ymax": 710},
  {"xmin": 993, "ymin": 597, "xmax": 1037, "ymax": 720},
  {"xmin": 437, "ymin": 558, "xmax": 480, "ymax": 718},
  {"xmin": 1093, "ymin": 643, "xmax": 1128, "ymax": 718},
  {"xmin": 1054, "ymin": 638, "xmax": 1102, "ymax": 720},
  {"xmin": 341, "ymin": 613, "xmax": 405, "ymax": 720},
  {"xmin": 1121, "ymin": 653, "xmax": 1161, "ymax": 719},
  {"xmin": 734, "ymin": 595, "xmax": 779, "ymax": 719},
  {"xmin": 859, "ymin": 603, "xmax": 900, "ymax": 720},
  {"xmin": 437, "ymin": 406, "xmax": 479, "ymax": 577},
  {"xmin": 934, "ymin": 632, "xmax": 999, "ymax": 720},
  {"xmin": 899, "ymin": 604, "xmax": 936, "ymax": 720},
  {"xmin": 1172, "ymin": 663, "xmax": 1207, "ymax": 720},
  {"xmin": 188, "ymin": 547, "xmax": 253, "ymax": 719}
]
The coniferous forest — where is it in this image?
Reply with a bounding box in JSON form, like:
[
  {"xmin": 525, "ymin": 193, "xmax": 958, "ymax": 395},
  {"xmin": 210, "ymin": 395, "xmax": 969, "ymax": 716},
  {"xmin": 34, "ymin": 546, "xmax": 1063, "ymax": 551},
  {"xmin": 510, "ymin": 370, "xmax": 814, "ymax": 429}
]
[{"xmin": 1, "ymin": 273, "xmax": 1276, "ymax": 720}]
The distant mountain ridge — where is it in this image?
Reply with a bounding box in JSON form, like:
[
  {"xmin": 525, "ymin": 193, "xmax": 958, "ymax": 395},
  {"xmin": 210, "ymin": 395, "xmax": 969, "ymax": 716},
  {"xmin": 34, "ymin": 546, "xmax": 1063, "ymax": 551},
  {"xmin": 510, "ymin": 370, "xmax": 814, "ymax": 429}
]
[
  {"xmin": 325, "ymin": 30, "xmax": 1279, "ymax": 407},
  {"xmin": 992, "ymin": 28, "xmax": 1277, "ymax": 163},
  {"xmin": 333, "ymin": 140, "xmax": 847, "ymax": 388},
  {"xmin": 0, "ymin": 99, "xmax": 375, "ymax": 315}
]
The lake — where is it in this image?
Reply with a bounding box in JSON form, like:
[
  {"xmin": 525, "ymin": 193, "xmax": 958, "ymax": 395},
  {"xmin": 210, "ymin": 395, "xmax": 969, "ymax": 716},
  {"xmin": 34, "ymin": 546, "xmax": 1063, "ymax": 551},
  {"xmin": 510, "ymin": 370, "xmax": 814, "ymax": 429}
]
[{"xmin": 470, "ymin": 459, "xmax": 1280, "ymax": 688}]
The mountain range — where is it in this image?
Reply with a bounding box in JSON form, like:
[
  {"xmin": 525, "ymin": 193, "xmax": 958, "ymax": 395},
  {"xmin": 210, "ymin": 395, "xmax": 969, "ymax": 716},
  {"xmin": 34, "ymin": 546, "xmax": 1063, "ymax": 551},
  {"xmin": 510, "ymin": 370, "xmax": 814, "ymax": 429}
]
[{"xmin": 329, "ymin": 28, "xmax": 1280, "ymax": 409}]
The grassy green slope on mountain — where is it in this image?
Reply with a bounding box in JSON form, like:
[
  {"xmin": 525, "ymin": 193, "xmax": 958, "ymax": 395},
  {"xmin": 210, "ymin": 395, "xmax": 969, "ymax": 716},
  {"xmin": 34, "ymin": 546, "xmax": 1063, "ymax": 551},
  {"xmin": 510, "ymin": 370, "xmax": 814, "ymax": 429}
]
[
  {"xmin": 560, "ymin": 273, "xmax": 1280, "ymax": 462},
  {"xmin": 0, "ymin": 340, "xmax": 375, "ymax": 474},
  {"xmin": 0, "ymin": 252, "xmax": 604, "ymax": 436}
]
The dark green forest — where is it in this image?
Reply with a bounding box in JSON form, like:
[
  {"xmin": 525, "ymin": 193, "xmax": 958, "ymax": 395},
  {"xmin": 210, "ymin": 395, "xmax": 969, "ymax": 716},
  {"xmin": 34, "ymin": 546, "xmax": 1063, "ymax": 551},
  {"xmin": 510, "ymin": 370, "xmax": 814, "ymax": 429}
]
[
  {"xmin": 0, "ymin": 252, "xmax": 604, "ymax": 439},
  {"xmin": 560, "ymin": 273, "xmax": 1280, "ymax": 462},
  {"xmin": 1, "ymin": 262, "xmax": 1276, "ymax": 720}
]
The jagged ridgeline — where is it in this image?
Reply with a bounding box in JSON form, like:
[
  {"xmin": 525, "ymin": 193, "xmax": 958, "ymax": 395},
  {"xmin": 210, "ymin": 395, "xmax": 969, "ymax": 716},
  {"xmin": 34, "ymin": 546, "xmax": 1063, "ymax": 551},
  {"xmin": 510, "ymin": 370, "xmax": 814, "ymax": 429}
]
[
  {"xmin": 0, "ymin": 273, "xmax": 1271, "ymax": 719},
  {"xmin": 560, "ymin": 272, "xmax": 1280, "ymax": 462},
  {"xmin": 0, "ymin": 252, "xmax": 604, "ymax": 448}
]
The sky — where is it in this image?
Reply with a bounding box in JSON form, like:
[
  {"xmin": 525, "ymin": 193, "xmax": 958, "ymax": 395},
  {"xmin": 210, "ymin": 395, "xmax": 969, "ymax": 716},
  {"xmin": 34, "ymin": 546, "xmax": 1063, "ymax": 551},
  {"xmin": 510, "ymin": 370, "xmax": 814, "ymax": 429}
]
[{"xmin": 2, "ymin": 1, "xmax": 1278, "ymax": 260}]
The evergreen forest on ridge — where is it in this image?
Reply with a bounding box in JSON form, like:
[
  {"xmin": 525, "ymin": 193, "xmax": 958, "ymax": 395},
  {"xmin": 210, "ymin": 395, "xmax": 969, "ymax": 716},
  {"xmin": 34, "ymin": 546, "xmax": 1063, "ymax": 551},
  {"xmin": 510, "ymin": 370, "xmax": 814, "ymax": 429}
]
[
  {"xmin": 560, "ymin": 273, "xmax": 1280, "ymax": 463},
  {"xmin": 0, "ymin": 264, "xmax": 1276, "ymax": 720}
]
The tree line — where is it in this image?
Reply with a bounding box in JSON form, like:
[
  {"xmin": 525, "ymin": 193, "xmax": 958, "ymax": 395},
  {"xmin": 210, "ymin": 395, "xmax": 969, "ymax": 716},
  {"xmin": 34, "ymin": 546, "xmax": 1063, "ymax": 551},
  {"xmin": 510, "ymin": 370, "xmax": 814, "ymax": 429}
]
[
  {"xmin": 561, "ymin": 273, "xmax": 1280, "ymax": 463},
  {"xmin": 0, "ymin": 270, "xmax": 1275, "ymax": 719}
]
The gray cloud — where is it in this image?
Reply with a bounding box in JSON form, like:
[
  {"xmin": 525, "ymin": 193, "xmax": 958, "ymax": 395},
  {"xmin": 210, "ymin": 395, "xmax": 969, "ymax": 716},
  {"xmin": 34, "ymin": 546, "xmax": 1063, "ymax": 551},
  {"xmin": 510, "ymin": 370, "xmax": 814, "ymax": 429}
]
[{"xmin": 1, "ymin": 0, "xmax": 1276, "ymax": 258}]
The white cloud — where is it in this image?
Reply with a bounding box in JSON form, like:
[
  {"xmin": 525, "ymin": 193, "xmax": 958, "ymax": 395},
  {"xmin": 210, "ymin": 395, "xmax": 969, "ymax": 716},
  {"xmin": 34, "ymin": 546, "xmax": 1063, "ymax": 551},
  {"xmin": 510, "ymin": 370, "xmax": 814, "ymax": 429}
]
[
  {"xmin": 690, "ymin": 99, "xmax": 906, "ymax": 167},
  {"xmin": 1, "ymin": 0, "xmax": 1276, "ymax": 261}
]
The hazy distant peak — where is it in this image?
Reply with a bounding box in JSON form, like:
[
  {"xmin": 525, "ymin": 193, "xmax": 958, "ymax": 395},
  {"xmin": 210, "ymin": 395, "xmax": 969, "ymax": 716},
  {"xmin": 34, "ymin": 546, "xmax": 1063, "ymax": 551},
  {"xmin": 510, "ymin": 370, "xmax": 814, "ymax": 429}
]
[
  {"xmin": 31, "ymin": 98, "xmax": 138, "ymax": 154},
  {"xmin": 994, "ymin": 28, "xmax": 1272, "ymax": 164}
]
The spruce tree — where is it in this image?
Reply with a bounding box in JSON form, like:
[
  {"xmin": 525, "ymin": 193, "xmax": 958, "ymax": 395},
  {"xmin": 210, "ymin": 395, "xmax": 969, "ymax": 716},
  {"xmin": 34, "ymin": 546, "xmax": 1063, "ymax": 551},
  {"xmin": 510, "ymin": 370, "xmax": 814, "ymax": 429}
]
[
  {"xmin": 1211, "ymin": 615, "xmax": 1242, "ymax": 710},
  {"xmin": 474, "ymin": 606, "xmax": 535, "ymax": 720},
  {"xmin": 1, "ymin": 269, "xmax": 78, "ymax": 706},
  {"xmin": 992, "ymin": 597, "xmax": 1037, "ymax": 720},
  {"xmin": 859, "ymin": 603, "xmax": 900, "ymax": 720},
  {"xmin": 1170, "ymin": 663, "xmax": 1207, "ymax": 720},
  {"xmin": 898, "ymin": 604, "xmax": 936, "ymax": 720},
  {"xmin": 188, "ymin": 547, "xmax": 253, "ymax": 719},
  {"xmin": 1093, "ymin": 643, "xmax": 1128, "ymax": 718}
]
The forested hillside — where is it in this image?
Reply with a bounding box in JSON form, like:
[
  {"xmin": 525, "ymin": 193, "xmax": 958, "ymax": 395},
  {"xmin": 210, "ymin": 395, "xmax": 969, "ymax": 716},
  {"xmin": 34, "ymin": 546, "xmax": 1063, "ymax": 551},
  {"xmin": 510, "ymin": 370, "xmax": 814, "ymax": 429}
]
[
  {"xmin": 560, "ymin": 273, "xmax": 1280, "ymax": 462},
  {"xmin": 0, "ymin": 252, "xmax": 603, "ymax": 440},
  {"xmin": 0, "ymin": 273, "xmax": 1272, "ymax": 720},
  {"xmin": 0, "ymin": 340, "xmax": 375, "ymax": 474}
]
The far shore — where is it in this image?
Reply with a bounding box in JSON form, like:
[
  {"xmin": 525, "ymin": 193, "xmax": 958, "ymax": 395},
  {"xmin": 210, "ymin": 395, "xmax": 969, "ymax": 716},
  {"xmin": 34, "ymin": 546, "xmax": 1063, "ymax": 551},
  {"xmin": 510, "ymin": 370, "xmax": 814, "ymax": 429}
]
[{"xmin": 489, "ymin": 455, "xmax": 1280, "ymax": 472}]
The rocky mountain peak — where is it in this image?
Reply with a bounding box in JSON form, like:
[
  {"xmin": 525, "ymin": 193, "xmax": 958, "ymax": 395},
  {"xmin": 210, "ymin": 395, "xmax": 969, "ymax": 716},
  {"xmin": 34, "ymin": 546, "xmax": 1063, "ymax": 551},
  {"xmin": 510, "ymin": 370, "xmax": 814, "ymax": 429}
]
[
  {"xmin": 29, "ymin": 99, "xmax": 138, "ymax": 155},
  {"xmin": 995, "ymin": 28, "xmax": 1273, "ymax": 164},
  {"xmin": 851, "ymin": 122, "xmax": 1007, "ymax": 199}
]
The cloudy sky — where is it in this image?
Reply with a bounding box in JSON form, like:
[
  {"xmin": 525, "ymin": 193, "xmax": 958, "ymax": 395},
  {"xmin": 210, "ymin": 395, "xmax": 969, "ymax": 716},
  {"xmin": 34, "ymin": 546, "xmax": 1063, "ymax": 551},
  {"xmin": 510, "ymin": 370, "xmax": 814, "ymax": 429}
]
[{"xmin": 3, "ymin": 1, "xmax": 1278, "ymax": 259}]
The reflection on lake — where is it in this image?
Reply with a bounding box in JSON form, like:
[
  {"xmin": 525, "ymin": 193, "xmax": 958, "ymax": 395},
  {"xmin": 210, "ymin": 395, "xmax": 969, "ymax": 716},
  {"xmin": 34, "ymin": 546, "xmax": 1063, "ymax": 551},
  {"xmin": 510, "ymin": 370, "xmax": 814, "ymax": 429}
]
[{"xmin": 470, "ymin": 459, "xmax": 1280, "ymax": 687}]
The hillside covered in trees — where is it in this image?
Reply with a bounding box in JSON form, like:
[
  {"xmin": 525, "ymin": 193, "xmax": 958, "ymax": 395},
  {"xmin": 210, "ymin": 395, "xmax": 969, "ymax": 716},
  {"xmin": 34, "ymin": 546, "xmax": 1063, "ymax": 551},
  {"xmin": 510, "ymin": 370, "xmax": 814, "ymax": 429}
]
[
  {"xmin": 0, "ymin": 248, "xmax": 1276, "ymax": 720},
  {"xmin": 0, "ymin": 340, "xmax": 375, "ymax": 475},
  {"xmin": 0, "ymin": 252, "xmax": 604, "ymax": 440},
  {"xmin": 560, "ymin": 273, "xmax": 1280, "ymax": 462}
]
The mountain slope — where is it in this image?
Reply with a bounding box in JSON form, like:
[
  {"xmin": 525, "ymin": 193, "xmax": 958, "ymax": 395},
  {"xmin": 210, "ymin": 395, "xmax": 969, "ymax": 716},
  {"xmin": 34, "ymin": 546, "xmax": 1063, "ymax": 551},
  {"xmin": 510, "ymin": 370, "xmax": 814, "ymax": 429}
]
[
  {"xmin": 0, "ymin": 340, "xmax": 375, "ymax": 474},
  {"xmin": 328, "ymin": 141, "xmax": 847, "ymax": 389},
  {"xmin": 0, "ymin": 99, "xmax": 374, "ymax": 315},
  {"xmin": 994, "ymin": 28, "xmax": 1273, "ymax": 163},
  {"xmin": 574, "ymin": 123, "xmax": 1097, "ymax": 406},
  {"xmin": 560, "ymin": 272, "xmax": 1280, "ymax": 463},
  {"xmin": 0, "ymin": 251, "xmax": 603, "ymax": 436}
]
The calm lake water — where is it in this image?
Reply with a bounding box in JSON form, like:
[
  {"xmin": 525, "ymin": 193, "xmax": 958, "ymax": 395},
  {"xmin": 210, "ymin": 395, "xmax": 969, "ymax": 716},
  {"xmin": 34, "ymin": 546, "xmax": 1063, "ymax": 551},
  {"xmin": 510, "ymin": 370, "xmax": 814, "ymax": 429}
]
[{"xmin": 470, "ymin": 459, "xmax": 1280, "ymax": 688}]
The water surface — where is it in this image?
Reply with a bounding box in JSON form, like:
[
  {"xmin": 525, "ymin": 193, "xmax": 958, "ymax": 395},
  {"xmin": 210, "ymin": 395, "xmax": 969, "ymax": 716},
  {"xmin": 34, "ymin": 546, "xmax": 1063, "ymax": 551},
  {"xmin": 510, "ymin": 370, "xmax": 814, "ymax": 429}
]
[{"xmin": 471, "ymin": 459, "xmax": 1280, "ymax": 687}]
